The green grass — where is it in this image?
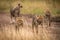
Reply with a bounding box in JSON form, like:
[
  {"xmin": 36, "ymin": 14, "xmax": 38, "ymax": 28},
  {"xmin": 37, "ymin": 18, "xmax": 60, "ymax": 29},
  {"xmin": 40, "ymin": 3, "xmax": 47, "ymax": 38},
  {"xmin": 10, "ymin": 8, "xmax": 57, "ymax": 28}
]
[{"xmin": 0, "ymin": 1, "xmax": 60, "ymax": 15}]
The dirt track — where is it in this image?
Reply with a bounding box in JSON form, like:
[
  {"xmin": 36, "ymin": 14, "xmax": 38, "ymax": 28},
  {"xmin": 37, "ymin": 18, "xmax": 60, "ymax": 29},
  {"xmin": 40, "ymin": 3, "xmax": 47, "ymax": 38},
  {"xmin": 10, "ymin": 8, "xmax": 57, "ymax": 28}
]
[{"xmin": 0, "ymin": 13, "xmax": 60, "ymax": 40}]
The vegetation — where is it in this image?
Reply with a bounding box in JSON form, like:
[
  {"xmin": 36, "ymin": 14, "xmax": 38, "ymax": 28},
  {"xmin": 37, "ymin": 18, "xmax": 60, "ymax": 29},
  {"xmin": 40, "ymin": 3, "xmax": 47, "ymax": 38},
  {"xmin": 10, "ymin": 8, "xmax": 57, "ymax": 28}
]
[{"xmin": 0, "ymin": 0, "xmax": 60, "ymax": 15}]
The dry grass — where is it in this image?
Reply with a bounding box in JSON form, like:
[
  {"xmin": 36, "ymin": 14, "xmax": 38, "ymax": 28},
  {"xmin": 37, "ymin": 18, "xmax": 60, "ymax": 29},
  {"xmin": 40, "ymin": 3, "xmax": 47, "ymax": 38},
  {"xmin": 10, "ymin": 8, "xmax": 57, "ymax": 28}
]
[
  {"xmin": 0, "ymin": 15, "xmax": 60, "ymax": 40},
  {"xmin": 0, "ymin": 17, "xmax": 43, "ymax": 40},
  {"xmin": 0, "ymin": 23, "xmax": 43, "ymax": 40}
]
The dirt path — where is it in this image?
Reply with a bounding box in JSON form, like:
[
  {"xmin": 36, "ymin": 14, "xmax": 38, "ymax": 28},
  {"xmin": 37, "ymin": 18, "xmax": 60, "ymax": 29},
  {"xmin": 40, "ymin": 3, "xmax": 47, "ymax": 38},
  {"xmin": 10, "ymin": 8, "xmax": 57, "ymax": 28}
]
[{"xmin": 0, "ymin": 13, "xmax": 10, "ymax": 24}]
